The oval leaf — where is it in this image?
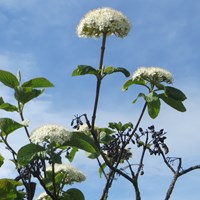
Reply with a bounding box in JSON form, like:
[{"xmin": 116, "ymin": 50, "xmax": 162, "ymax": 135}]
[
  {"xmin": 159, "ymin": 93, "xmax": 186, "ymax": 112},
  {"xmin": 123, "ymin": 79, "xmax": 146, "ymax": 91},
  {"xmin": 22, "ymin": 77, "xmax": 54, "ymax": 88},
  {"xmin": 17, "ymin": 143, "xmax": 46, "ymax": 166},
  {"xmin": 62, "ymin": 132, "xmax": 99, "ymax": 155},
  {"xmin": 0, "ymin": 70, "xmax": 19, "ymax": 88},
  {"xmin": 65, "ymin": 188, "xmax": 85, "ymax": 200},
  {"xmin": 72, "ymin": 65, "xmax": 98, "ymax": 77},
  {"xmin": 165, "ymin": 86, "xmax": 187, "ymax": 101},
  {"xmin": 14, "ymin": 87, "xmax": 44, "ymax": 104},
  {"xmin": 0, "ymin": 118, "xmax": 23, "ymax": 136},
  {"xmin": 104, "ymin": 66, "xmax": 130, "ymax": 77},
  {"xmin": 147, "ymin": 98, "xmax": 161, "ymax": 119}
]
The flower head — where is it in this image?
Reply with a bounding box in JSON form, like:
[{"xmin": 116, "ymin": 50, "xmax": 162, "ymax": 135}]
[
  {"xmin": 77, "ymin": 7, "xmax": 131, "ymax": 38},
  {"xmin": 132, "ymin": 67, "xmax": 173, "ymax": 84},
  {"xmin": 46, "ymin": 163, "xmax": 86, "ymax": 184},
  {"xmin": 30, "ymin": 124, "xmax": 71, "ymax": 145}
]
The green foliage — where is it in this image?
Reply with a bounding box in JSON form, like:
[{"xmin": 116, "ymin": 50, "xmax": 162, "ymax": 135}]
[
  {"xmin": 14, "ymin": 86, "xmax": 45, "ymax": 105},
  {"xmin": 62, "ymin": 132, "xmax": 99, "ymax": 155},
  {"xmin": 0, "ymin": 70, "xmax": 19, "ymax": 89},
  {"xmin": 122, "ymin": 78, "xmax": 146, "ymax": 91},
  {"xmin": 0, "ymin": 98, "xmax": 18, "ymax": 112},
  {"xmin": 123, "ymin": 77, "xmax": 187, "ymax": 118},
  {"xmin": 99, "ymin": 163, "xmax": 107, "ymax": 178},
  {"xmin": 0, "ymin": 154, "xmax": 4, "ymax": 167},
  {"xmin": 65, "ymin": 147, "xmax": 78, "ymax": 162},
  {"xmin": 63, "ymin": 188, "xmax": 85, "ymax": 200},
  {"xmin": 21, "ymin": 77, "xmax": 54, "ymax": 88},
  {"xmin": 72, "ymin": 65, "xmax": 98, "ymax": 77},
  {"xmin": 159, "ymin": 94, "xmax": 186, "ymax": 112},
  {"xmin": 147, "ymin": 98, "xmax": 161, "ymax": 119},
  {"xmin": 109, "ymin": 122, "xmax": 133, "ymax": 132},
  {"xmin": 103, "ymin": 66, "xmax": 130, "ymax": 77},
  {"xmin": 164, "ymin": 86, "xmax": 187, "ymax": 101},
  {"xmin": 0, "ymin": 179, "xmax": 25, "ymax": 200},
  {"xmin": 0, "ymin": 118, "xmax": 23, "ymax": 136},
  {"xmin": 132, "ymin": 93, "xmax": 146, "ymax": 104},
  {"xmin": 17, "ymin": 143, "xmax": 46, "ymax": 166}
]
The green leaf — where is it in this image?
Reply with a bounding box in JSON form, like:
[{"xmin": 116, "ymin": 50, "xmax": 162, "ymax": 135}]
[
  {"xmin": 64, "ymin": 188, "xmax": 85, "ymax": 200},
  {"xmin": 99, "ymin": 163, "xmax": 107, "ymax": 178},
  {"xmin": 62, "ymin": 132, "xmax": 99, "ymax": 155},
  {"xmin": 72, "ymin": 65, "xmax": 98, "ymax": 77},
  {"xmin": 0, "ymin": 97, "xmax": 18, "ymax": 112},
  {"xmin": 0, "ymin": 154, "xmax": 4, "ymax": 167},
  {"xmin": 147, "ymin": 98, "xmax": 161, "ymax": 119},
  {"xmin": 0, "ymin": 118, "xmax": 23, "ymax": 136},
  {"xmin": 159, "ymin": 93, "xmax": 186, "ymax": 112},
  {"xmin": 14, "ymin": 87, "xmax": 44, "ymax": 104},
  {"xmin": 17, "ymin": 143, "xmax": 46, "ymax": 166},
  {"xmin": 164, "ymin": 86, "xmax": 187, "ymax": 101},
  {"xmin": 0, "ymin": 179, "xmax": 23, "ymax": 200},
  {"xmin": 22, "ymin": 77, "xmax": 54, "ymax": 88},
  {"xmin": 103, "ymin": 66, "xmax": 130, "ymax": 77},
  {"xmin": 109, "ymin": 122, "xmax": 122, "ymax": 131},
  {"xmin": 0, "ymin": 103, "xmax": 18, "ymax": 112},
  {"xmin": 66, "ymin": 147, "xmax": 78, "ymax": 162},
  {"xmin": 99, "ymin": 132, "xmax": 114, "ymax": 144},
  {"xmin": 123, "ymin": 79, "xmax": 146, "ymax": 91},
  {"xmin": 132, "ymin": 93, "xmax": 146, "ymax": 104},
  {"xmin": 0, "ymin": 70, "xmax": 19, "ymax": 88},
  {"xmin": 51, "ymin": 152, "xmax": 62, "ymax": 164}
]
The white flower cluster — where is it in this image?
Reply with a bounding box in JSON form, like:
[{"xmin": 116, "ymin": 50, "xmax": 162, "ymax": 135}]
[
  {"xmin": 46, "ymin": 163, "xmax": 86, "ymax": 184},
  {"xmin": 77, "ymin": 7, "xmax": 131, "ymax": 38},
  {"xmin": 132, "ymin": 67, "xmax": 173, "ymax": 84},
  {"xmin": 30, "ymin": 124, "xmax": 71, "ymax": 145}
]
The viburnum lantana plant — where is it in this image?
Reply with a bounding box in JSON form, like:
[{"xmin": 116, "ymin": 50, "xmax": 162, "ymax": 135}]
[{"xmin": 0, "ymin": 6, "xmax": 200, "ymax": 200}]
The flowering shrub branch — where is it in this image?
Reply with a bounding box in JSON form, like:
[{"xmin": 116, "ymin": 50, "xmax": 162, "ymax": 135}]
[{"xmin": 0, "ymin": 6, "xmax": 200, "ymax": 200}]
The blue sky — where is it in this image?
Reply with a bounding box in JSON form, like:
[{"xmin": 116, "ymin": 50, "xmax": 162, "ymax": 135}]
[{"xmin": 0, "ymin": 0, "xmax": 200, "ymax": 199}]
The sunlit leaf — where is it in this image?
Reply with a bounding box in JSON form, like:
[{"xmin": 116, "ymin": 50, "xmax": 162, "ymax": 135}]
[
  {"xmin": 99, "ymin": 132, "xmax": 114, "ymax": 144},
  {"xmin": 17, "ymin": 143, "xmax": 46, "ymax": 166},
  {"xmin": 0, "ymin": 154, "xmax": 4, "ymax": 167},
  {"xmin": 14, "ymin": 87, "xmax": 44, "ymax": 104},
  {"xmin": 62, "ymin": 132, "xmax": 99, "ymax": 155},
  {"xmin": 22, "ymin": 77, "xmax": 54, "ymax": 88},
  {"xmin": 0, "ymin": 118, "xmax": 23, "ymax": 136},
  {"xmin": 147, "ymin": 98, "xmax": 161, "ymax": 119},
  {"xmin": 0, "ymin": 103, "xmax": 18, "ymax": 112},
  {"xmin": 0, "ymin": 70, "xmax": 19, "ymax": 88},
  {"xmin": 159, "ymin": 93, "xmax": 186, "ymax": 112},
  {"xmin": 122, "ymin": 79, "xmax": 146, "ymax": 91},
  {"xmin": 0, "ymin": 178, "xmax": 23, "ymax": 200},
  {"xmin": 103, "ymin": 66, "xmax": 130, "ymax": 77},
  {"xmin": 132, "ymin": 93, "xmax": 146, "ymax": 104},
  {"xmin": 64, "ymin": 188, "xmax": 85, "ymax": 200},
  {"xmin": 72, "ymin": 65, "xmax": 98, "ymax": 77}
]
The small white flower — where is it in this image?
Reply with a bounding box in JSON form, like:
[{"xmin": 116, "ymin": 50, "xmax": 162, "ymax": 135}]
[
  {"xmin": 30, "ymin": 124, "xmax": 71, "ymax": 145},
  {"xmin": 132, "ymin": 67, "xmax": 173, "ymax": 84},
  {"xmin": 77, "ymin": 7, "xmax": 131, "ymax": 38},
  {"xmin": 46, "ymin": 163, "xmax": 86, "ymax": 184}
]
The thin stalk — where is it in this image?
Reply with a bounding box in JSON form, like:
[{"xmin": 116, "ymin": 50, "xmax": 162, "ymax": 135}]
[
  {"xmin": 18, "ymin": 102, "xmax": 30, "ymax": 139},
  {"xmin": 91, "ymin": 33, "xmax": 107, "ymax": 130},
  {"xmin": 100, "ymin": 170, "xmax": 115, "ymax": 200}
]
